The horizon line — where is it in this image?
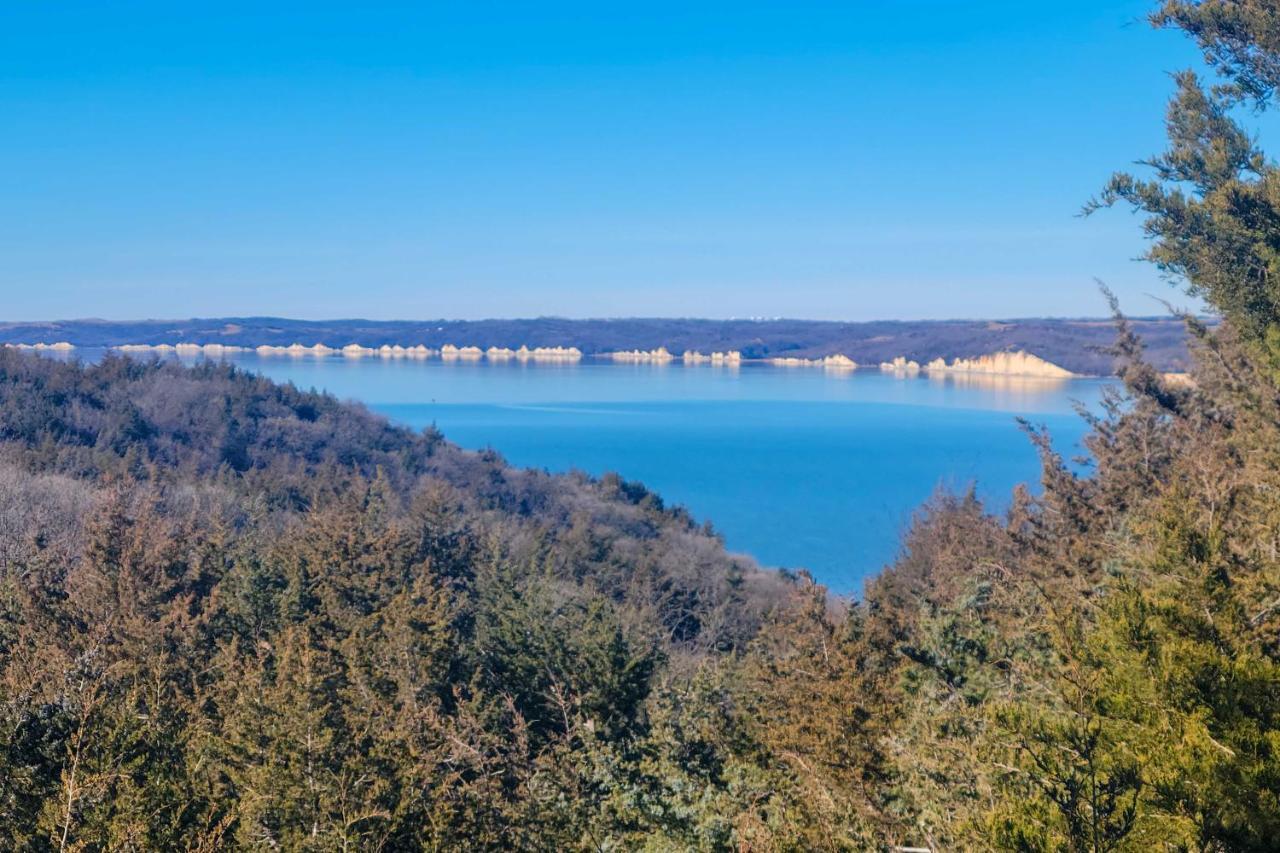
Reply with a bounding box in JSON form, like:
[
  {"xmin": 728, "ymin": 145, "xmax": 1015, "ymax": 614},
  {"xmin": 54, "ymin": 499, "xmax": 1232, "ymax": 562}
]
[{"xmin": 1, "ymin": 312, "xmax": 1213, "ymax": 326}]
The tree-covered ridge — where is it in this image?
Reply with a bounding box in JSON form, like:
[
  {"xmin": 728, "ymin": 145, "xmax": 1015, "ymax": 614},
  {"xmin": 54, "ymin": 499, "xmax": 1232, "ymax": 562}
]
[{"xmin": 0, "ymin": 351, "xmax": 781, "ymax": 649}]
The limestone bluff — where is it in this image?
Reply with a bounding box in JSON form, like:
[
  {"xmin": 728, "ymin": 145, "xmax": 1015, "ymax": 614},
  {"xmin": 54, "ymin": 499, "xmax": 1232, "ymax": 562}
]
[{"xmin": 4, "ymin": 341, "xmax": 1085, "ymax": 377}]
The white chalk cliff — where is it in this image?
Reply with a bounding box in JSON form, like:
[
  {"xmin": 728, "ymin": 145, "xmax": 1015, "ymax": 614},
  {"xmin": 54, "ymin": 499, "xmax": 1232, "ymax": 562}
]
[
  {"xmin": 769, "ymin": 353, "xmax": 857, "ymax": 369},
  {"xmin": 516, "ymin": 346, "xmax": 582, "ymax": 361},
  {"xmin": 5, "ymin": 342, "xmax": 76, "ymax": 351},
  {"xmin": 880, "ymin": 356, "xmax": 921, "ymax": 374},
  {"xmin": 922, "ymin": 351, "xmax": 1074, "ymax": 379},
  {"xmin": 102, "ymin": 341, "xmax": 585, "ymax": 362},
  {"xmin": 681, "ymin": 350, "xmax": 743, "ymax": 365},
  {"xmin": 608, "ymin": 347, "xmax": 676, "ymax": 363}
]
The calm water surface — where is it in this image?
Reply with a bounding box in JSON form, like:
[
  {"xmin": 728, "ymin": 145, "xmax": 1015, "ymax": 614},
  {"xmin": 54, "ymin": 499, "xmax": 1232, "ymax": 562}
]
[{"xmin": 158, "ymin": 355, "xmax": 1102, "ymax": 593}]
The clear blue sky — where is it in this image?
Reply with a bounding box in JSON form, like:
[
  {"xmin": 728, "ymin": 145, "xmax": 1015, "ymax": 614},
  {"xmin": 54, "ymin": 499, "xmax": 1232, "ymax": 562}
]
[{"xmin": 1, "ymin": 2, "xmax": 1211, "ymax": 321}]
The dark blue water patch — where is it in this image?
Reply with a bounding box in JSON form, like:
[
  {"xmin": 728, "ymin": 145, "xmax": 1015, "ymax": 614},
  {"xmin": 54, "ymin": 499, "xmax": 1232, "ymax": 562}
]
[{"xmin": 379, "ymin": 399, "xmax": 1090, "ymax": 594}]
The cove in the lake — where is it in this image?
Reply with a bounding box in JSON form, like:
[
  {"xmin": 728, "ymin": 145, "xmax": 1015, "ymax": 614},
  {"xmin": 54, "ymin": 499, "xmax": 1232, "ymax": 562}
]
[{"xmin": 97, "ymin": 351, "xmax": 1106, "ymax": 593}]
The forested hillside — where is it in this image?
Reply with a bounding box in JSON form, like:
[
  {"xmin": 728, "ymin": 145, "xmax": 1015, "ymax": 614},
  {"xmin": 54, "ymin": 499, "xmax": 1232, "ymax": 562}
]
[
  {"xmin": 3, "ymin": 2, "xmax": 1280, "ymax": 850},
  {"xmin": 0, "ymin": 349, "xmax": 801, "ymax": 849}
]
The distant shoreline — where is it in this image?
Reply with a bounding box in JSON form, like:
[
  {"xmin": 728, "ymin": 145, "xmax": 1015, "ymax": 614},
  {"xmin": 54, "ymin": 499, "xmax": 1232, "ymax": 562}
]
[
  {"xmin": 0, "ymin": 314, "xmax": 1199, "ymax": 374},
  {"xmin": 3, "ymin": 341, "xmax": 1099, "ymax": 380}
]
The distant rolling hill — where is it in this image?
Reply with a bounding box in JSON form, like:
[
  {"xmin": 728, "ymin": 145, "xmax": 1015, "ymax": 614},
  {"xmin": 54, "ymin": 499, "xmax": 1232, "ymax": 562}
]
[{"xmin": 0, "ymin": 315, "xmax": 1199, "ymax": 374}]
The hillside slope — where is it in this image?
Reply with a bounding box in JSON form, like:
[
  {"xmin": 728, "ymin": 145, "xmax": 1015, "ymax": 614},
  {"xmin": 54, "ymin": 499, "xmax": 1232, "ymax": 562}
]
[{"xmin": 0, "ymin": 349, "xmax": 799, "ymax": 848}]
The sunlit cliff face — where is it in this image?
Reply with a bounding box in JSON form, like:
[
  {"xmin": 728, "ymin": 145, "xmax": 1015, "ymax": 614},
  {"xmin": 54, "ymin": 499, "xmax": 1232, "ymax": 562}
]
[{"xmin": 923, "ymin": 351, "xmax": 1075, "ymax": 379}]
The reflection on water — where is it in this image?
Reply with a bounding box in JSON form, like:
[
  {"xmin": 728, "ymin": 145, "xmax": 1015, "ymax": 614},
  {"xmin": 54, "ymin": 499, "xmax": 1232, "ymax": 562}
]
[
  {"xmin": 30, "ymin": 348, "xmax": 1102, "ymax": 413},
  {"xmin": 923, "ymin": 370, "xmax": 1075, "ymax": 411},
  {"xmin": 163, "ymin": 353, "xmax": 1104, "ymax": 416}
]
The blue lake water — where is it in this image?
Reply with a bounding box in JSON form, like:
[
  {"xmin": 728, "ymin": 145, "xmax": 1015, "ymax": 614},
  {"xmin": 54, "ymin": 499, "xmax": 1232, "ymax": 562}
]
[{"xmin": 148, "ymin": 354, "xmax": 1101, "ymax": 594}]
